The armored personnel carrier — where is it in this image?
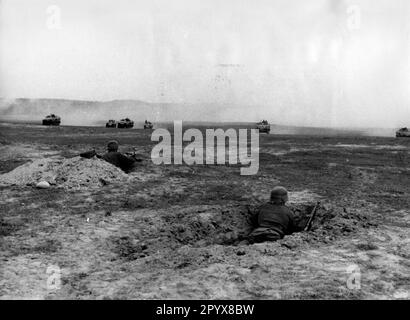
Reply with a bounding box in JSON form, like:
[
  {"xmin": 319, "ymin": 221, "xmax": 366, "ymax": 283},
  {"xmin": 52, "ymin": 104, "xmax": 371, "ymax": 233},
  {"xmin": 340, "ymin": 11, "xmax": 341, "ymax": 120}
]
[
  {"xmin": 144, "ymin": 120, "xmax": 153, "ymax": 129},
  {"xmin": 106, "ymin": 120, "xmax": 117, "ymax": 128},
  {"xmin": 117, "ymin": 118, "xmax": 134, "ymax": 128},
  {"xmin": 42, "ymin": 114, "xmax": 61, "ymax": 126},
  {"xmin": 396, "ymin": 127, "xmax": 410, "ymax": 137},
  {"xmin": 256, "ymin": 120, "xmax": 270, "ymax": 133}
]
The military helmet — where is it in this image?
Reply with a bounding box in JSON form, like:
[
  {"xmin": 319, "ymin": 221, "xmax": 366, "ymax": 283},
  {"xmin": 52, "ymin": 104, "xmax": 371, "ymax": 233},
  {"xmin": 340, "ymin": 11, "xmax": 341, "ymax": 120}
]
[
  {"xmin": 107, "ymin": 140, "xmax": 119, "ymax": 152},
  {"xmin": 270, "ymin": 186, "xmax": 289, "ymax": 203}
]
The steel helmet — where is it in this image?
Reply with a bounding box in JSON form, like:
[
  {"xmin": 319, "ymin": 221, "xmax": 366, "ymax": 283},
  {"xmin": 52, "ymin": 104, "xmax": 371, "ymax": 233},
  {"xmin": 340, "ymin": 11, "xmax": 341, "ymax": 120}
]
[
  {"xmin": 270, "ymin": 186, "xmax": 289, "ymax": 203},
  {"xmin": 107, "ymin": 140, "xmax": 119, "ymax": 152}
]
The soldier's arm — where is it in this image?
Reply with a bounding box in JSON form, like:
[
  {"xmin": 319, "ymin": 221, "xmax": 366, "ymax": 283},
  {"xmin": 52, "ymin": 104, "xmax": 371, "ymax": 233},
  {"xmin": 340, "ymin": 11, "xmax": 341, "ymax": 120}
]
[
  {"xmin": 124, "ymin": 152, "xmax": 144, "ymax": 162},
  {"xmin": 286, "ymin": 208, "xmax": 301, "ymax": 234},
  {"xmin": 288, "ymin": 208, "xmax": 309, "ymax": 233},
  {"xmin": 118, "ymin": 153, "xmax": 136, "ymax": 165},
  {"xmin": 246, "ymin": 205, "xmax": 260, "ymax": 228}
]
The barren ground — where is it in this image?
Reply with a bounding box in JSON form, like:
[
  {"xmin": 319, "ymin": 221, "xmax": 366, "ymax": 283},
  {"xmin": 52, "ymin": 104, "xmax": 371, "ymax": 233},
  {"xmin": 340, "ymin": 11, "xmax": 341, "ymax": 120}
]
[{"xmin": 0, "ymin": 123, "xmax": 409, "ymax": 299}]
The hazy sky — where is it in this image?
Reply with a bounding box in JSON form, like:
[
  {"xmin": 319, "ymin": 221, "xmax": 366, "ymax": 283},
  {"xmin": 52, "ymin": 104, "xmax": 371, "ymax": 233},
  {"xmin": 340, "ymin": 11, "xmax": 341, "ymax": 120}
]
[{"xmin": 1, "ymin": 0, "xmax": 410, "ymax": 127}]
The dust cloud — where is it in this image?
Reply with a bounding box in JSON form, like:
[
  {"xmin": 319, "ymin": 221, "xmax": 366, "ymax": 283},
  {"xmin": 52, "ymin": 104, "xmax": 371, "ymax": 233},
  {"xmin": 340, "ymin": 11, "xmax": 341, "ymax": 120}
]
[{"xmin": 1, "ymin": 0, "xmax": 409, "ymax": 129}]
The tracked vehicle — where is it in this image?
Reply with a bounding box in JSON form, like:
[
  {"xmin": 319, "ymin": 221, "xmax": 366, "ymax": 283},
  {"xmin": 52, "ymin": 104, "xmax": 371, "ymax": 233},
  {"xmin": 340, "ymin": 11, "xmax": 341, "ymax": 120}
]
[
  {"xmin": 42, "ymin": 114, "xmax": 61, "ymax": 126},
  {"xmin": 144, "ymin": 120, "xmax": 153, "ymax": 129},
  {"xmin": 256, "ymin": 120, "xmax": 270, "ymax": 133},
  {"xmin": 396, "ymin": 127, "xmax": 410, "ymax": 138},
  {"xmin": 117, "ymin": 118, "xmax": 134, "ymax": 129},
  {"xmin": 106, "ymin": 120, "xmax": 117, "ymax": 128}
]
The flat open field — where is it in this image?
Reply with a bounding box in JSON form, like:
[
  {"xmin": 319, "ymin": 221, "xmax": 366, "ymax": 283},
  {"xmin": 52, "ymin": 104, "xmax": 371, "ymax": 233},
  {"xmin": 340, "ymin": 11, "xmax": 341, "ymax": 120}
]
[{"xmin": 0, "ymin": 123, "xmax": 409, "ymax": 299}]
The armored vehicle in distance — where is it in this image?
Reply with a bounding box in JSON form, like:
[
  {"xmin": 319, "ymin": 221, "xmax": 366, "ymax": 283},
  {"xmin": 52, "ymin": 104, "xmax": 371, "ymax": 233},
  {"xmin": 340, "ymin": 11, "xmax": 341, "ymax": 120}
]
[
  {"xmin": 256, "ymin": 120, "xmax": 270, "ymax": 133},
  {"xmin": 106, "ymin": 120, "xmax": 117, "ymax": 128},
  {"xmin": 144, "ymin": 120, "xmax": 153, "ymax": 129},
  {"xmin": 396, "ymin": 127, "xmax": 410, "ymax": 138},
  {"xmin": 42, "ymin": 114, "xmax": 61, "ymax": 126},
  {"xmin": 117, "ymin": 118, "xmax": 134, "ymax": 129}
]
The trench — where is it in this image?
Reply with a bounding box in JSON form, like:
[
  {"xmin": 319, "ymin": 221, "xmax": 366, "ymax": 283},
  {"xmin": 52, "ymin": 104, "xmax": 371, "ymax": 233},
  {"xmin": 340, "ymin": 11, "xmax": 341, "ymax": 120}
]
[
  {"xmin": 160, "ymin": 203, "xmax": 319, "ymax": 246},
  {"xmin": 109, "ymin": 202, "xmax": 375, "ymax": 261}
]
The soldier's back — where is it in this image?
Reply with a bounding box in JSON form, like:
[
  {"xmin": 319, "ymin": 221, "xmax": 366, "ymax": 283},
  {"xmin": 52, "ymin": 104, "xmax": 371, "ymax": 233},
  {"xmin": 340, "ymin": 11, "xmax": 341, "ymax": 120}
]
[
  {"xmin": 257, "ymin": 203, "xmax": 294, "ymax": 237},
  {"xmin": 102, "ymin": 152, "xmax": 135, "ymax": 172}
]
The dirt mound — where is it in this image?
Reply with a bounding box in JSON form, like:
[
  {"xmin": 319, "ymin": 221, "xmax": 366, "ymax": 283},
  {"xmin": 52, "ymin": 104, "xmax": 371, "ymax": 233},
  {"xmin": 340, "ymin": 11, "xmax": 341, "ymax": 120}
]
[
  {"xmin": 279, "ymin": 203, "xmax": 377, "ymax": 248},
  {"xmin": 0, "ymin": 156, "xmax": 129, "ymax": 190}
]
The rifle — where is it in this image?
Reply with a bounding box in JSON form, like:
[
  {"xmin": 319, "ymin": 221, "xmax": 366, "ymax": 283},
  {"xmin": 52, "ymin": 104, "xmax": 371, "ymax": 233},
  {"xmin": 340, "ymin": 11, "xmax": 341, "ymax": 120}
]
[
  {"xmin": 125, "ymin": 151, "xmax": 143, "ymax": 162},
  {"xmin": 79, "ymin": 149, "xmax": 98, "ymax": 159},
  {"xmin": 304, "ymin": 201, "xmax": 321, "ymax": 231}
]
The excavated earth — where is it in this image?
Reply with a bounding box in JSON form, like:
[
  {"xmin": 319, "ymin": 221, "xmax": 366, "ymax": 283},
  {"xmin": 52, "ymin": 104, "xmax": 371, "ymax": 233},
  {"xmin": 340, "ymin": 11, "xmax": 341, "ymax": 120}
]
[
  {"xmin": 0, "ymin": 156, "xmax": 129, "ymax": 190},
  {"xmin": 0, "ymin": 123, "xmax": 409, "ymax": 299}
]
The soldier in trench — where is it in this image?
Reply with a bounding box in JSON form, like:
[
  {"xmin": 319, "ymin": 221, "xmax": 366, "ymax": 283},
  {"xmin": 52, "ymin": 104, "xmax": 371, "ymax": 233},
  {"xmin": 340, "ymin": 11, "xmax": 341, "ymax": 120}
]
[
  {"xmin": 247, "ymin": 186, "xmax": 302, "ymax": 243},
  {"xmin": 80, "ymin": 140, "xmax": 141, "ymax": 173},
  {"xmin": 100, "ymin": 140, "xmax": 143, "ymax": 173}
]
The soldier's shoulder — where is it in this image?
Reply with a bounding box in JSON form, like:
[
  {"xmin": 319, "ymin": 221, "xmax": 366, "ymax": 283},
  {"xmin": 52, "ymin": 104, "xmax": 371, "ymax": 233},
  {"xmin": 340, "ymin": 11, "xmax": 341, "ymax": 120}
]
[
  {"xmin": 259, "ymin": 202, "xmax": 273, "ymax": 209},
  {"xmin": 283, "ymin": 205, "xmax": 295, "ymax": 216}
]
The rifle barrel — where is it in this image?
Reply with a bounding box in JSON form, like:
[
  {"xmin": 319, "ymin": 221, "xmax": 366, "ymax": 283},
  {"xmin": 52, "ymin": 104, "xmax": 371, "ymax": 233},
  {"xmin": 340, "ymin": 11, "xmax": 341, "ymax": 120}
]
[{"xmin": 304, "ymin": 201, "xmax": 321, "ymax": 231}]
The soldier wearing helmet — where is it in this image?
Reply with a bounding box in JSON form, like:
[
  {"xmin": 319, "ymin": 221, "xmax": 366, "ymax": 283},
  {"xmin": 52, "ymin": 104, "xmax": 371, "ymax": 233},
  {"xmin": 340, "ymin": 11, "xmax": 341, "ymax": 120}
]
[
  {"xmin": 248, "ymin": 186, "xmax": 296, "ymax": 243},
  {"xmin": 101, "ymin": 140, "xmax": 137, "ymax": 172},
  {"xmin": 107, "ymin": 140, "xmax": 119, "ymax": 152}
]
